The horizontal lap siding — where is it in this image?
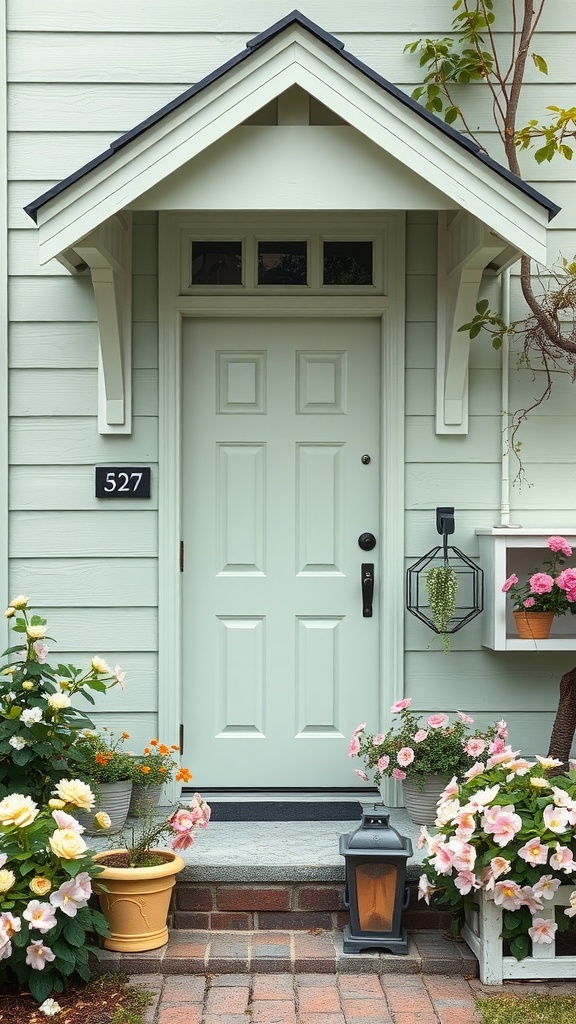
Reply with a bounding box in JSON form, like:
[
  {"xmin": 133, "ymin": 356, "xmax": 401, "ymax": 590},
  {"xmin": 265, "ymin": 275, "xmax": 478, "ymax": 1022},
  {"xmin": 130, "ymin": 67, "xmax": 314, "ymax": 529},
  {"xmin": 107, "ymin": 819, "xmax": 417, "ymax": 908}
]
[
  {"xmin": 7, "ymin": 214, "xmax": 160, "ymax": 740},
  {"xmin": 404, "ymin": 211, "xmax": 574, "ymax": 759}
]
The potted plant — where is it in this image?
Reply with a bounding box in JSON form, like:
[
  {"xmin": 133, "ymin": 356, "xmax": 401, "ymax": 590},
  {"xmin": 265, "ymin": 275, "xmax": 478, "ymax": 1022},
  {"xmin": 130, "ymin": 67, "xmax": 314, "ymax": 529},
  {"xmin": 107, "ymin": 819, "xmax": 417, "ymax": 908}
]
[
  {"xmin": 349, "ymin": 699, "xmax": 499, "ymax": 824},
  {"xmin": 425, "ymin": 564, "xmax": 459, "ymax": 653},
  {"xmin": 0, "ymin": 778, "xmax": 109, "ymax": 1005},
  {"xmin": 91, "ymin": 791, "xmax": 211, "ymax": 951},
  {"xmin": 73, "ymin": 730, "xmax": 135, "ymax": 834},
  {"xmin": 417, "ymin": 744, "xmax": 576, "ymax": 983},
  {"xmin": 129, "ymin": 739, "xmax": 193, "ymax": 816},
  {"xmin": 0, "ymin": 596, "xmax": 125, "ymax": 801},
  {"xmin": 502, "ymin": 535, "xmax": 576, "ymax": 639}
]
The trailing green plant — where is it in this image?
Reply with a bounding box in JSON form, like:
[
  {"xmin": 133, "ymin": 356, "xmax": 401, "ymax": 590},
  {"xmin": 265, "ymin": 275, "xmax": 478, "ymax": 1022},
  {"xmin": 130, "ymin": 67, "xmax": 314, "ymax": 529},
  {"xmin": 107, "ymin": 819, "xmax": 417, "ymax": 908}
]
[
  {"xmin": 0, "ymin": 597, "xmax": 125, "ymax": 802},
  {"xmin": 426, "ymin": 566, "xmax": 458, "ymax": 653},
  {"xmin": 0, "ymin": 778, "xmax": 109, "ymax": 1003}
]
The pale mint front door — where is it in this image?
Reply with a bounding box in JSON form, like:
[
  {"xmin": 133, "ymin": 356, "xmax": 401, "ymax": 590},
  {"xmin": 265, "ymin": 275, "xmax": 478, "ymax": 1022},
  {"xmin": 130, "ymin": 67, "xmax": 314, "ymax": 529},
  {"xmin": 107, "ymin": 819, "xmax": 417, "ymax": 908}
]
[{"xmin": 181, "ymin": 317, "xmax": 382, "ymax": 787}]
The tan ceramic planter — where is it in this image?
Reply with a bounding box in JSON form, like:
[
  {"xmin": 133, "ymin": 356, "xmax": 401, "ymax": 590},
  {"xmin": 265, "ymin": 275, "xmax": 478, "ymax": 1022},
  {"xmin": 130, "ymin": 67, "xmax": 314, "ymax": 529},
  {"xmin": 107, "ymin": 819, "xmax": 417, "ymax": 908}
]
[
  {"xmin": 93, "ymin": 849, "xmax": 185, "ymax": 951},
  {"xmin": 513, "ymin": 610, "xmax": 554, "ymax": 640}
]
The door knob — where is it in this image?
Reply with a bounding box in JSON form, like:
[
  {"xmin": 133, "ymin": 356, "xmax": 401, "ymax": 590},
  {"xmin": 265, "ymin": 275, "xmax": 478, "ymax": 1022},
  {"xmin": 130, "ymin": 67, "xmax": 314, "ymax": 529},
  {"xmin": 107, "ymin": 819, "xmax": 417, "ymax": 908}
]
[
  {"xmin": 362, "ymin": 563, "xmax": 374, "ymax": 618},
  {"xmin": 358, "ymin": 533, "xmax": 377, "ymax": 551}
]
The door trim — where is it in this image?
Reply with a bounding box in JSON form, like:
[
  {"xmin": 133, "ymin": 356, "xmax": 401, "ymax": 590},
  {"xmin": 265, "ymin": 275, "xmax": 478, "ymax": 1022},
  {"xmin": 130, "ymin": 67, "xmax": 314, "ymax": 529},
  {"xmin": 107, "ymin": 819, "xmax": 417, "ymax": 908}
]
[{"xmin": 157, "ymin": 212, "xmax": 406, "ymax": 801}]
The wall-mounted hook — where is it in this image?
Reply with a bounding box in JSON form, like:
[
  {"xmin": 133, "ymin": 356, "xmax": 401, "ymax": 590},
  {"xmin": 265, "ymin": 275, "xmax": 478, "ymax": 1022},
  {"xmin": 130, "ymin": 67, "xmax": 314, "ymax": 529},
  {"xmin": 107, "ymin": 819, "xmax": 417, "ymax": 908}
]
[{"xmin": 436, "ymin": 506, "xmax": 455, "ymax": 537}]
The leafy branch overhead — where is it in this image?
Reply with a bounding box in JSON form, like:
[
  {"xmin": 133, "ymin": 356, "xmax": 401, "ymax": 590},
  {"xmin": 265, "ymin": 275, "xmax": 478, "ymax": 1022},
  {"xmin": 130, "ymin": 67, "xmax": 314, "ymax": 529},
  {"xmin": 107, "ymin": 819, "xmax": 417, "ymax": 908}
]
[{"xmin": 405, "ymin": 0, "xmax": 576, "ymax": 481}]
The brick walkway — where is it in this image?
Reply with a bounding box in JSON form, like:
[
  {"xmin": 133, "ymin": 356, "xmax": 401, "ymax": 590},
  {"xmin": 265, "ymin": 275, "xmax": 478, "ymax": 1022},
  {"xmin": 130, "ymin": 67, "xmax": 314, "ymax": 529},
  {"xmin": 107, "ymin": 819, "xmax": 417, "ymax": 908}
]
[{"xmin": 128, "ymin": 971, "xmax": 576, "ymax": 1024}]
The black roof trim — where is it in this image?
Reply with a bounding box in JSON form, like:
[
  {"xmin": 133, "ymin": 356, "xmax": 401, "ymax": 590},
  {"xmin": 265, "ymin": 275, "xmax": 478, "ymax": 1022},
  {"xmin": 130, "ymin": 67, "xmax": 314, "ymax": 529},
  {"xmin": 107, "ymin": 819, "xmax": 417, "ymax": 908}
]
[{"xmin": 24, "ymin": 9, "xmax": 560, "ymax": 224}]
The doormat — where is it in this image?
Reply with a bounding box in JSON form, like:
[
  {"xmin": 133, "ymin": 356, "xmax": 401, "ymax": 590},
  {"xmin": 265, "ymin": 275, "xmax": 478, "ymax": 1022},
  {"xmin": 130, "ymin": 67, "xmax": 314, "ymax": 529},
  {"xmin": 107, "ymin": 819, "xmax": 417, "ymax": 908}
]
[{"xmin": 207, "ymin": 801, "xmax": 363, "ymax": 822}]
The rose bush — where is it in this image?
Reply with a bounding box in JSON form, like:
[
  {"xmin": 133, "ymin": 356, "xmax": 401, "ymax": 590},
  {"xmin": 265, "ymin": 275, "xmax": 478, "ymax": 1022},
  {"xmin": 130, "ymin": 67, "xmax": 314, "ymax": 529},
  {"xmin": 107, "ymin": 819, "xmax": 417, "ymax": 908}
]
[
  {"xmin": 0, "ymin": 597, "xmax": 125, "ymax": 800},
  {"xmin": 349, "ymin": 699, "xmax": 499, "ymax": 789},
  {"xmin": 0, "ymin": 779, "xmax": 108, "ymax": 1003},
  {"xmin": 418, "ymin": 741, "xmax": 576, "ymax": 959},
  {"xmin": 92, "ymin": 791, "xmax": 211, "ymax": 867}
]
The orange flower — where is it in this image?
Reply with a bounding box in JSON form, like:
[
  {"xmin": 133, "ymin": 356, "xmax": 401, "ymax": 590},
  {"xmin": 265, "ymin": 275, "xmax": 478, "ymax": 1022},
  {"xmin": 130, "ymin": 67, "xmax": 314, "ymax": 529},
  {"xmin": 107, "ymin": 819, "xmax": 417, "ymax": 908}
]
[
  {"xmin": 122, "ymin": 732, "xmax": 130, "ymax": 739},
  {"xmin": 139, "ymin": 765, "xmax": 151, "ymax": 774},
  {"xmin": 159, "ymin": 744, "xmax": 169, "ymax": 756},
  {"xmin": 150, "ymin": 739, "xmax": 158, "ymax": 746},
  {"xmin": 144, "ymin": 748, "xmax": 150, "ymax": 755},
  {"xmin": 176, "ymin": 768, "xmax": 193, "ymax": 783},
  {"xmin": 170, "ymin": 745, "xmax": 180, "ymax": 751},
  {"xmin": 159, "ymin": 767, "xmax": 167, "ymax": 774},
  {"xmin": 95, "ymin": 753, "xmax": 110, "ymax": 765}
]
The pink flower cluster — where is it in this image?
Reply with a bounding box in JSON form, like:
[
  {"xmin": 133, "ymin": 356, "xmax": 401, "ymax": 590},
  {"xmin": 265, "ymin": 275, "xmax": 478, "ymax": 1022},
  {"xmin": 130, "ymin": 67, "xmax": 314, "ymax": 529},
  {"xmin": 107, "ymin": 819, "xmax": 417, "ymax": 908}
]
[
  {"xmin": 502, "ymin": 535, "xmax": 576, "ymax": 613},
  {"xmin": 169, "ymin": 793, "xmax": 211, "ymax": 851}
]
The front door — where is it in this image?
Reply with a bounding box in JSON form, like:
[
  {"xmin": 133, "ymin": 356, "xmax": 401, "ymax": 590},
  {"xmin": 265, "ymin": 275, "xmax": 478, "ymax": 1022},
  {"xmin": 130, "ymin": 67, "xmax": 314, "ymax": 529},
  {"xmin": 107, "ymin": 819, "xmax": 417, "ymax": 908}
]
[{"xmin": 181, "ymin": 317, "xmax": 381, "ymax": 787}]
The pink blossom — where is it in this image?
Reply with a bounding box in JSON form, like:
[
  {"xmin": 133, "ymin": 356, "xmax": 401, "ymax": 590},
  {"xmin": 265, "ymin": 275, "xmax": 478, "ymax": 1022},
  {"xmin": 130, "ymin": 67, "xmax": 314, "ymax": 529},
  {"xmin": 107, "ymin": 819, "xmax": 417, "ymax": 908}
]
[
  {"xmin": 463, "ymin": 762, "xmax": 485, "ymax": 782},
  {"xmin": 418, "ymin": 874, "xmax": 435, "ymax": 905},
  {"xmin": 397, "ymin": 747, "xmax": 415, "ymax": 767},
  {"xmin": 467, "ymin": 784, "xmax": 501, "ymax": 809},
  {"xmin": 435, "ymin": 799, "xmax": 461, "ymax": 826},
  {"xmin": 0, "ymin": 913, "xmax": 20, "ymax": 939},
  {"xmin": 520, "ymin": 886, "xmax": 544, "ymax": 915},
  {"xmin": 482, "ymin": 857, "xmax": 511, "ymax": 891},
  {"xmin": 170, "ymin": 808, "xmax": 199, "ymax": 833},
  {"xmin": 25, "ymin": 940, "xmax": 56, "ymax": 970},
  {"xmin": 454, "ymin": 871, "xmax": 478, "ymax": 895},
  {"xmin": 529, "ymin": 572, "xmax": 554, "ymax": 595},
  {"xmin": 427, "ymin": 713, "xmax": 448, "ymax": 729},
  {"xmin": 392, "ymin": 768, "xmax": 406, "ymax": 781},
  {"xmin": 172, "ymin": 831, "xmax": 195, "ymax": 851},
  {"xmin": 49, "ymin": 879, "xmax": 89, "ymax": 917},
  {"xmin": 413, "ymin": 730, "xmax": 428, "ymax": 743},
  {"xmin": 550, "ymin": 843, "xmax": 576, "ymax": 873},
  {"xmin": 348, "ymin": 736, "xmax": 360, "ymax": 758},
  {"xmin": 430, "ymin": 843, "xmax": 455, "ymax": 875},
  {"xmin": 454, "ymin": 812, "xmax": 476, "ymax": 842},
  {"xmin": 457, "ymin": 711, "xmax": 474, "ymax": 724},
  {"xmin": 450, "ymin": 840, "xmax": 476, "ymax": 872},
  {"xmin": 548, "ymin": 536, "xmax": 572, "ymax": 557},
  {"xmin": 377, "ymin": 756, "xmax": 390, "ymax": 773},
  {"xmin": 543, "ymin": 804, "xmax": 570, "ymax": 833},
  {"xmin": 417, "ymin": 826, "xmax": 431, "ymax": 851},
  {"xmin": 493, "ymin": 880, "xmax": 524, "ymax": 910},
  {"xmin": 465, "ymin": 738, "xmax": 486, "ymax": 757},
  {"xmin": 528, "ymin": 918, "xmax": 557, "ymax": 945},
  {"xmin": 51, "ymin": 810, "xmax": 84, "ymax": 833},
  {"xmin": 114, "ymin": 665, "xmax": 126, "ymax": 688},
  {"xmin": 23, "ymin": 901, "xmax": 57, "ymax": 934},
  {"xmin": 523, "ymin": 597, "xmax": 536, "ymax": 608},
  {"xmin": 442, "ymin": 777, "xmax": 459, "ymax": 798},
  {"xmin": 551, "ymin": 786, "xmax": 575, "ymax": 809},
  {"xmin": 517, "ymin": 838, "xmax": 549, "ymax": 867},
  {"xmin": 390, "ymin": 698, "xmax": 412, "ymax": 714},
  {"xmin": 502, "ymin": 574, "xmax": 518, "ymax": 593},
  {"xmin": 355, "ymin": 770, "xmax": 368, "ymax": 781},
  {"xmin": 33, "ymin": 641, "xmax": 49, "ymax": 664},
  {"xmin": 487, "ymin": 747, "xmax": 519, "ymax": 769},
  {"xmin": 373, "ymin": 733, "xmax": 385, "ymax": 746},
  {"xmin": 482, "ymin": 805, "xmax": 522, "ymax": 846},
  {"xmin": 489, "ymin": 736, "xmax": 507, "ymax": 755},
  {"xmin": 533, "ymin": 875, "xmax": 561, "ymax": 901},
  {"xmin": 352, "ymin": 723, "xmax": 366, "ymax": 737},
  {"xmin": 556, "ymin": 568, "xmax": 576, "ymax": 593}
]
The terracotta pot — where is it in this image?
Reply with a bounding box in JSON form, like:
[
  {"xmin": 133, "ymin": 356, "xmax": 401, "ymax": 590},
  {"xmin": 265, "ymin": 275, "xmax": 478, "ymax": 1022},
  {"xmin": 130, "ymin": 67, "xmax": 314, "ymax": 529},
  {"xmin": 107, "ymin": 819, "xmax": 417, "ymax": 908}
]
[
  {"xmin": 513, "ymin": 610, "xmax": 554, "ymax": 640},
  {"xmin": 402, "ymin": 775, "xmax": 447, "ymax": 826},
  {"xmin": 93, "ymin": 849, "xmax": 185, "ymax": 951}
]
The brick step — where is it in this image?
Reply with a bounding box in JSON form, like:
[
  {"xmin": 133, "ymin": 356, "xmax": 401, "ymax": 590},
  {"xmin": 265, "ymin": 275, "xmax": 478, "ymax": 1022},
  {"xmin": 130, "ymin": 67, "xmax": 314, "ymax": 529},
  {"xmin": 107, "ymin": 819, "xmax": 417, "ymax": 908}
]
[
  {"xmin": 96, "ymin": 928, "xmax": 477, "ymax": 978},
  {"xmin": 171, "ymin": 880, "xmax": 452, "ymax": 932}
]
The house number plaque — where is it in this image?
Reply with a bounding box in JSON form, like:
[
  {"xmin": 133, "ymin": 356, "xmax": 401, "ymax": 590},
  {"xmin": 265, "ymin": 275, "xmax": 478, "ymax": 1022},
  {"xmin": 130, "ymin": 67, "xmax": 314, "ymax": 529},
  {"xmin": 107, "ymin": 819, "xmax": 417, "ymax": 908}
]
[{"xmin": 95, "ymin": 467, "xmax": 151, "ymax": 498}]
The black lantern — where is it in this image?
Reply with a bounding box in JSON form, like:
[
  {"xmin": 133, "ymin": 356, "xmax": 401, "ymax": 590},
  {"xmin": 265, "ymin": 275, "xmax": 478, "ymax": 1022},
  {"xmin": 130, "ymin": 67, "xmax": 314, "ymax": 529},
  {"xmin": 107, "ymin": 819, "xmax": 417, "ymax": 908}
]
[{"xmin": 339, "ymin": 805, "xmax": 412, "ymax": 954}]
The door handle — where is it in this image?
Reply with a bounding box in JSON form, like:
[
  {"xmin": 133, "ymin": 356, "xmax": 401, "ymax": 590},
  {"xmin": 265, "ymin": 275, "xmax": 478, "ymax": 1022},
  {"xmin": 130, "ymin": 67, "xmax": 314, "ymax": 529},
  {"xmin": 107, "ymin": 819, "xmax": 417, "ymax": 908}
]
[{"xmin": 361, "ymin": 563, "xmax": 374, "ymax": 618}]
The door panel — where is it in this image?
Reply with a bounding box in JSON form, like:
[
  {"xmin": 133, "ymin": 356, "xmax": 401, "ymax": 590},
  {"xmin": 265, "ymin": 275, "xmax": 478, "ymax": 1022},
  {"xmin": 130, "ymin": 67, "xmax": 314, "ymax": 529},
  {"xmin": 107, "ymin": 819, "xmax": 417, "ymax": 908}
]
[{"xmin": 182, "ymin": 317, "xmax": 381, "ymax": 787}]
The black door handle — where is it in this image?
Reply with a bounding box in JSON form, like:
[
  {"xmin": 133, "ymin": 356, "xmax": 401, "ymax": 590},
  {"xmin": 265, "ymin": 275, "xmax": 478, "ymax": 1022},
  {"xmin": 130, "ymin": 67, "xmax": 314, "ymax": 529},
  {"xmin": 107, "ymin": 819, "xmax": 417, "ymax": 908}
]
[{"xmin": 362, "ymin": 563, "xmax": 374, "ymax": 618}]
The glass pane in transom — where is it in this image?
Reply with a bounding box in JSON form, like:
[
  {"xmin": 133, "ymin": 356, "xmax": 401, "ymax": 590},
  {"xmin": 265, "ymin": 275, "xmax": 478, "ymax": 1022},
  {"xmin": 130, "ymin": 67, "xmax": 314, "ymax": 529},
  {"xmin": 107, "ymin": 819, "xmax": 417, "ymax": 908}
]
[
  {"xmin": 323, "ymin": 241, "xmax": 373, "ymax": 286},
  {"xmin": 191, "ymin": 241, "xmax": 242, "ymax": 285},
  {"xmin": 257, "ymin": 241, "xmax": 307, "ymax": 285}
]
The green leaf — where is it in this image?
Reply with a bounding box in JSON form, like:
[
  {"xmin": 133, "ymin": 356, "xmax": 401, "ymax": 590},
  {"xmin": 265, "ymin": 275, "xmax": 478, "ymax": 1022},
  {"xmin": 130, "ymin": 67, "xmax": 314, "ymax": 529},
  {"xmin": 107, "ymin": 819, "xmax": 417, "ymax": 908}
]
[
  {"xmin": 476, "ymin": 299, "xmax": 490, "ymax": 315},
  {"xmin": 532, "ymin": 53, "xmax": 548, "ymax": 75},
  {"xmin": 469, "ymin": 324, "xmax": 482, "ymax": 339},
  {"xmin": 51, "ymin": 939, "xmax": 76, "ymax": 964},
  {"xmin": 62, "ymin": 918, "xmax": 85, "ymax": 947},
  {"xmin": 28, "ymin": 969, "xmax": 55, "ymax": 1003},
  {"xmin": 503, "ymin": 911, "xmax": 523, "ymax": 931},
  {"xmin": 510, "ymin": 933, "xmax": 530, "ymax": 960},
  {"xmin": 445, "ymin": 106, "xmax": 459, "ymax": 125}
]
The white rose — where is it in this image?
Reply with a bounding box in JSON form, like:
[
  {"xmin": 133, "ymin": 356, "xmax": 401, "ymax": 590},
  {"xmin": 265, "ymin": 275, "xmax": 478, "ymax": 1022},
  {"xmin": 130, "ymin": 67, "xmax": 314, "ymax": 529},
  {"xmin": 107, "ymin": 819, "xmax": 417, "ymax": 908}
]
[
  {"xmin": 0, "ymin": 794, "xmax": 38, "ymax": 828},
  {"xmin": 3, "ymin": 608, "xmax": 14, "ymax": 619},
  {"xmin": 0, "ymin": 870, "xmax": 16, "ymax": 894},
  {"xmin": 54, "ymin": 779, "xmax": 94, "ymax": 811},
  {"xmin": 10, "ymin": 596, "xmax": 28, "ymax": 609},
  {"xmin": 8, "ymin": 736, "xmax": 27, "ymax": 751},
  {"xmin": 21, "ymin": 708, "xmax": 43, "ymax": 727},
  {"xmin": 91, "ymin": 657, "xmax": 111, "ymax": 674},
  {"xmin": 47, "ymin": 693, "xmax": 71, "ymax": 711},
  {"xmin": 26, "ymin": 625, "xmax": 47, "ymax": 640},
  {"xmin": 49, "ymin": 828, "xmax": 87, "ymax": 860}
]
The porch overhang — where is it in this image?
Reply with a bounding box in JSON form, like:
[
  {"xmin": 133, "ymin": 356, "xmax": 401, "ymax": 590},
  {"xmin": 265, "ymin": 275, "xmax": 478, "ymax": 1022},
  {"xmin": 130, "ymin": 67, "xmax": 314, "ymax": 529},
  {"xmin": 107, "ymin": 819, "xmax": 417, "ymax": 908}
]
[{"xmin": 24, "ymin": 9, "xmax": 559, "ymax": 436}]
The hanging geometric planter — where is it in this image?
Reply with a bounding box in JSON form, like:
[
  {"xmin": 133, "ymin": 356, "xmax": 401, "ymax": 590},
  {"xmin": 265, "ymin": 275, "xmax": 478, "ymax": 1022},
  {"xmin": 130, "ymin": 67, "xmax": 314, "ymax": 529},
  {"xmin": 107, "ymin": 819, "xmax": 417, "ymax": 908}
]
[{"xmin": 406, "ymin": 507, "xmax": 484, "ymax": 651}]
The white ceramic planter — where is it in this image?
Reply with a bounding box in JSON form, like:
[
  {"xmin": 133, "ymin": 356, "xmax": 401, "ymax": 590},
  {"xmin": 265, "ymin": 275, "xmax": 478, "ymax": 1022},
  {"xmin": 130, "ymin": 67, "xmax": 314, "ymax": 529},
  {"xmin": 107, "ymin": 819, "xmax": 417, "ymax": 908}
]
[
  {"xmin": 463, "ymin": 886, "xmax": 576, "ymax": 984},
  {"xmin": 401, "ymin": 775, "xmax": 446, "ymax": 825}
]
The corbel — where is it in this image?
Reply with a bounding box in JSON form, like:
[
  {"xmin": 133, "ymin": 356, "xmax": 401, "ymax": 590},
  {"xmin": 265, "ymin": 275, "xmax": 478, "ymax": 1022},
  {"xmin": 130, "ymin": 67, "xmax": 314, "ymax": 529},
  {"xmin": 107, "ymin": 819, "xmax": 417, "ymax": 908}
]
[{"xmin": 75, "ymin": 213, "xmax": 133, "ymax": 434}]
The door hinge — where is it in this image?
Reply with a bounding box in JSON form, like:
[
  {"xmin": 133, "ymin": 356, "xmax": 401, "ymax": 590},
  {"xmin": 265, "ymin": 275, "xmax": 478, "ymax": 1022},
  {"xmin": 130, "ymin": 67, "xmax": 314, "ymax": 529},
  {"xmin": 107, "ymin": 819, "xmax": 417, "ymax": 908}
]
[
  {"xmin": 179, "ymin": 541, "xmax": 184, "ymax": 572},
  {"xmin": 179, "ymin": 723, "xmax": 184, "ymax": 755}
]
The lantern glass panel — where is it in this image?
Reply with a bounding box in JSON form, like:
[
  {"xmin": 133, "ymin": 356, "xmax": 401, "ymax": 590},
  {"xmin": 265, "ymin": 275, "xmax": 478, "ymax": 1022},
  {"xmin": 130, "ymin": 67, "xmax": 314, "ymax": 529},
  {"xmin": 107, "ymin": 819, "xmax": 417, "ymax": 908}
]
[{"xmin": 355, "ymin": 862, "xmax": 398, "ymax": 932}]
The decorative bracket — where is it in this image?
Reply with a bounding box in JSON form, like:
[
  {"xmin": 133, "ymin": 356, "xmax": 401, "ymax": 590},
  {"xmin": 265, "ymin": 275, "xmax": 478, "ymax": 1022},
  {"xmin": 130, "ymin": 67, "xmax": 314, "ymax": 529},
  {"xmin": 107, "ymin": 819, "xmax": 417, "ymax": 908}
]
[
  {"xmin": 74, "ymin": 213, "xmax": 132, "ymax": 434},
  {"xmin": 436, "ymin": 211, "xmax": 511, "ymax": 435}
]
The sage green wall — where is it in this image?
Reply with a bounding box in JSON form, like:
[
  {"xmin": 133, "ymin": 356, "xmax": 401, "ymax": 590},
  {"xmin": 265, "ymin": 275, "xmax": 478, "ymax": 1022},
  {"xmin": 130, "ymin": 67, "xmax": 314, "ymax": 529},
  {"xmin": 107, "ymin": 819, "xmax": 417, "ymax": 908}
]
[
  {"xmin": 7, "ymin": 211, "xmax": 160, "ymax": 750},
  {"xmin": 404, "ymin": 210, "xmax": 574, "ymax": 756}
]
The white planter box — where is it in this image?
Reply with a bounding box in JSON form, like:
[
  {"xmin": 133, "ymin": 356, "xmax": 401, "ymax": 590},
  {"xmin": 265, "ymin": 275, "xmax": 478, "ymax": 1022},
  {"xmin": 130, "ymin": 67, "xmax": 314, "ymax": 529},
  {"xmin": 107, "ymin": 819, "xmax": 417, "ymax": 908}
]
[{"xmin": 462, "ymin": 886, "xmax": 576, "ymax": 984}]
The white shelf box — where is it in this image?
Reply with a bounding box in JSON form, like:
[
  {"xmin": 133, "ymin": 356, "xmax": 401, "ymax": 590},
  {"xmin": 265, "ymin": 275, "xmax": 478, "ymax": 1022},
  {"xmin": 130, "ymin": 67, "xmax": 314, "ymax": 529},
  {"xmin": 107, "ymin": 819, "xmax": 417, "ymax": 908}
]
[{"xmin": 476, "ymin": 529, "xmax": 576, "ymax": 651}]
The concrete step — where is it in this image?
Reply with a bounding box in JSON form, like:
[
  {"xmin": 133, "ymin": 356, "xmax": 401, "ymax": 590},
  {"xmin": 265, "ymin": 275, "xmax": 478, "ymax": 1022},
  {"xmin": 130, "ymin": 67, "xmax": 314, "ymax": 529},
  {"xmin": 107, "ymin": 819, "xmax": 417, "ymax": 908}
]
[{"xmin": 95, "ymin": 929, "xmax": 478, "ymax": 978}]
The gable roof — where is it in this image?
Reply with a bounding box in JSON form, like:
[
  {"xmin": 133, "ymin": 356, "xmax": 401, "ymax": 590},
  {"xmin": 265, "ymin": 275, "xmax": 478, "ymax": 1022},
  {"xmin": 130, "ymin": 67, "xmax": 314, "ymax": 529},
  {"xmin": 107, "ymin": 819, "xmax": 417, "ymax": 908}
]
[{"xmin": 25, "ymin": 10, "xmax": 558, "ymax": 265}]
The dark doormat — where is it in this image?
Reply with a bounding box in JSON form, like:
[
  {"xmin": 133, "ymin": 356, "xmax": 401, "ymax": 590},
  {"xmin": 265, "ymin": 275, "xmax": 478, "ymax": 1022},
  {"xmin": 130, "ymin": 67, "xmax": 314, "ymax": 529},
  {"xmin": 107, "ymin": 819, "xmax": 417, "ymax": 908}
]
[{"xmin": 208, "ymin": 801, "xmax": 364, "ymax": 822}]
